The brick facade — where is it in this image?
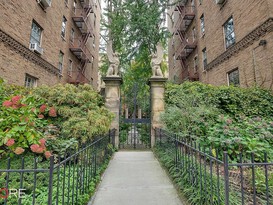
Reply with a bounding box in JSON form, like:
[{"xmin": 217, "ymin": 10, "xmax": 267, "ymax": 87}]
[
  {"xmin": 0, "ymin": 0, "xmax": 101, "ymax": 89},
  {"xmin": 168, "ymin": 0, "xmax": 273, "ymax": 90}
]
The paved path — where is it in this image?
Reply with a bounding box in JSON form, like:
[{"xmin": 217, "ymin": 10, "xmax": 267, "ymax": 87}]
[{"xmin": 91, "ymin": 151, "xmax": 183, "ymax": 205}]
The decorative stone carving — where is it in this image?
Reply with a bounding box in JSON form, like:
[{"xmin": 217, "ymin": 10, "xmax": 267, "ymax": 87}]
[
  {"xmin": 151, "ymin": 43, "xmax": 164, "ymax": 78},
  {"xmin": 106, "ymin": 41, "xmax": 120, "ymax": 77}
]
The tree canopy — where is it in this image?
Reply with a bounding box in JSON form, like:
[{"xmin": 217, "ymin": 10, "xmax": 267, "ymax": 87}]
[{"xmin": 100, "ymin": 0, "xmax": 177, "ymax": 109}]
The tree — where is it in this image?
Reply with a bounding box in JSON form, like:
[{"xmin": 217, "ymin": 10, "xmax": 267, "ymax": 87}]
[{"xmin": 100, "ymin": 0, "xmax": 176, "ymax": 110}]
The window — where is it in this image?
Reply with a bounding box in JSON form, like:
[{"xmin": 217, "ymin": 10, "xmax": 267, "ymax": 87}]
[
  {"xmin": 228, "ymin": 69, "xmax": 240, "ymax": 86},
  {"xmin": 94, "ymin": 14, "xmax": 97, "ymax": 29},
  {"xmin": 70, "ymin": 28, "xmax": 74, "ymax": 43},
  {"xmin": 61, "ymin": 16, "xmax": 67, "ymax": 38},
  {"xmin": 202, "ymin": 48, "xmax": 207, "ymax": 69},
  {"xmin": 68, "ymin": 60, "xmax": 73, "ymax": 76},
  {"xmin": 191, "ymin": 0, "xmax": 195, "ymax": 11},
  {"xmin": 73, "ymin": 0, "xmax": 76, "ymax": 13},
  {"xmin": 193, "ymin": 56, "xmax": 198, "ymax": 72},
  {"xmin": 30, "ymin": 21, "xmax": 42, "ymax": 45},
  {"xmin": 93, "ymin": 36, "xmax": 96, "ymax": 48},
  {"xmin": 200, "ymin": 14, "xmax": 205, "ymax": 35},
  {"xmin": 25, "ymin": 74, "xmax": 37, "ymax": 88},
  {"xmin": 192, "ymin": 27, "xmax": 197, "ymax": 41},
  {"xmin": 59, "ymin": 51, "xmax": 64, "ymax": 74},
  {"xmin": 224, "ymin": 17, "xmax": 236, "ymax": 48}
]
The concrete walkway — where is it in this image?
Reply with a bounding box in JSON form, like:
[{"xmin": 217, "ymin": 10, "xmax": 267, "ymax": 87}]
[{"xmin": 91, "ymin": 151, "xmax": 183, "ymax": 205}]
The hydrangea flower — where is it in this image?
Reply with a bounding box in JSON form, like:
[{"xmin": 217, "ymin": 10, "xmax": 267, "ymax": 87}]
[
  {"xmin": 49, "ymin": 107, "xmax": 57, "ymax": 117},
  {"xmin": 14, "ymin": 147, "xmax": 25, "ymax": 155},
  {"xmin": 39, "ymin": 104, "xmax": 47, "ymax": 113},
  {"xmin": 6, "ymin": 139, "xmax": 15, "ymax": 147},
  {"xmin": 2, "ymin": 101, "xmax": 13, "ymax": 107}
]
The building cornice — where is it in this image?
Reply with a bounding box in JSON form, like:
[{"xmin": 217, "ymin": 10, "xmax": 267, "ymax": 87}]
[
  {"xmin": 0, "ymin": 29, "xmax": 60, "ymax": 76},
  {"xmin": 205, "ymin": 18, "xmax": 273, "ymax": 71}
]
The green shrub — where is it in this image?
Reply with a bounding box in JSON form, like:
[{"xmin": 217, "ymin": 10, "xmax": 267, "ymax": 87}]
[
  {"xmin": 154, "ymin": 142, "xmax": 242, "ymax": 205},
  {"xmin": 162, "ymin": 82, "xmax": 273, "ymax": 161},
  {"xmin": 0, "ymin": 81, "xmax": 114, "ymax": 157}
]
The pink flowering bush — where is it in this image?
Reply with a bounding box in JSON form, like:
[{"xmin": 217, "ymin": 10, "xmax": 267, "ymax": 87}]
[
  {"xmin": 1, "ymin": 80, "xmax": 112, "ymax": 159},
  {"xmin": 0, "ymin": 93, "xmax": 54, "ymax": 158}
]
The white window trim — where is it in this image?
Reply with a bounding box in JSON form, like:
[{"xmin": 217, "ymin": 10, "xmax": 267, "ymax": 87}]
[
  {"xmin": 227, "ymin": 68, "xmax": 240, "ymax": 86},
  {"xmin": 61, "ymin": 16, "xmax": 67, "ymax": 38},
  {"xmin": 200, "ymin": 14, "xmax": 205, "ymax": 37},
  {"xmin": 25, "ymin": 74, "xmax": 38, "ymax": 88},
  {"xmin": 193, "ymin": 55, "xmax": 198, "ymax": 73},
  {"xmin": 202, "ymin": 48, "xmax": 207, "ymax": 70},
  {"xmin": 223, "ymin": 17, "xmax": 236, "ymax": 49},
  {"xmin": 68, "ymin": 59, "xmax": 73, "ymax": 77},
  {"xmin": 30, "ymin": 21, "xmax": 43, "ymax": 46}
]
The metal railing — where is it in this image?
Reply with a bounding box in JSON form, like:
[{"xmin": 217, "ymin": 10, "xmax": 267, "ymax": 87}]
[
  {"xmin": 154, "ymin": 128, "xmax": 273, "ymax": 205},
  {"xmin": 0, "ymin": 130, "xmax": 115, "ymax": 205}
]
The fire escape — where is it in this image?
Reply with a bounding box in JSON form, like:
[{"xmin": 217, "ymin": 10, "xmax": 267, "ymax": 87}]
[
  {"xmin": 173, "ymin": 3, "xmax": 198, "ymax": 81},
  {"xmin": 69, "ymin": 0, "xmax": 94, "ymax": 84}
]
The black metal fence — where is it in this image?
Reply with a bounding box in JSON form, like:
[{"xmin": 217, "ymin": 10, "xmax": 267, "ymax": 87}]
[
  {"xmin": 0, "ymin": 129, "xmax": 115, "ymax": 205},
  {"xmin": 155, "ymin": 128, "xmax": 273, "ymax": 205}
]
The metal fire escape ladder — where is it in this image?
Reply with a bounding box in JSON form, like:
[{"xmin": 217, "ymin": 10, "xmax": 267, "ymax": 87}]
[{"xmin": 70, "ymin": 0, "xmax": 95, "ymax": 84}]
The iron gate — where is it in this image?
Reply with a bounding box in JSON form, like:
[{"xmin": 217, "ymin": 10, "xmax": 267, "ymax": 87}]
[{"xmin": 119, "ymin": 84, "xmax": 151, "ymax": 149}]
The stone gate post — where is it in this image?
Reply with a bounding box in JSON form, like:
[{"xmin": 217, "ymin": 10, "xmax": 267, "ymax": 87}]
[
  {"xmin": 149, "ymin": 78, "xmax": 167, "ymax": 147},
  {"xmin": 103, "ymin": 77, "xmax": 122, "ymax": 148}
]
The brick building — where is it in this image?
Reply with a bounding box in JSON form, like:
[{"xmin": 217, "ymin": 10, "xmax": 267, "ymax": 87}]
[
  {"xmin": 0, "ymin": 0, "xmax": 101, "ymax": 89},
  {"xmin": 168, "ymin": 0, "xmax": 273, "ymax": 90}
]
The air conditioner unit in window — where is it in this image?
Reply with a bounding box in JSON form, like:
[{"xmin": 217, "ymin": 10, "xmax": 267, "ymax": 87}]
[
  {"xmin": 29, "ymin": 43, "xmax": 44, "ymax": 55},
  {"xmin": 37, "ymin": 0, "xmax": 52, "ymax": 8},
  {"xmin": 216, "ymin": 0, "xmax": 225, "ymax": 4}
]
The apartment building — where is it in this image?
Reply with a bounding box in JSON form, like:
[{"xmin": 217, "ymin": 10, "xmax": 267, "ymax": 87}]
[
  {"xmin": 0, "ymin": 0, "xmax": 101, "ymax": 89},
  {"xmin": 168, "ymin": 0, "xmax": 273, "ymax": 89}
]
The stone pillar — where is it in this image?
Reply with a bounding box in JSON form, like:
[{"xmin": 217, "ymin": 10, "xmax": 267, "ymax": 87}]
[
  {"xmin": 138, "ymin": 109, "xmax": 142, "ymax": 119},
  {"xmin": 149, "ymin": 78, "xmax": 167, "ymax": 147},
  {"xmin": 103, "ymin": 77, "xmax": 122, "ymax": 148},
  {"xmin": 125, "ymin": 108, "xmax": 129, "ymax": 119}
]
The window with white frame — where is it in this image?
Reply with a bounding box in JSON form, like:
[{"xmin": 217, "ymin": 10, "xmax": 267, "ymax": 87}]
[
  {"xmin": 73, "ymin": 0, "xmax": 76, "ymax": 13},
  {"xmin": 173, "ymin": 54, "xmax": 176, "ymax": 68},
  {"xmin": 191, "ymin": 0, "xmax": 195, "ymax": 11},
  {"xmin": 228, "ymin": 68, "xmax": 240, "ymax": 86},
  {"xmin": 30, "ymin": 21, "xmax": 42, "ymax": 45},
  {"xmin": 70, "ymin": 28, "xmax": 74, "ymax": 43},
  {"xmin": 94, "ymin": 14, "xmax": 97, "ymax": 29},
  {"xmin": 61, "ymin": 16, "xmax": 67, "ymax": 38},
  {"xmin": 59, "ymin": 51, "xmax": 64, "ymax": 74},
  {"xmin": 93, "ymin": 36, "xmax": 96, "ymax": 48},
  {"xmin": 224, "ymin": 17, "xmax": 236, "ymax": 48},
  {"xmin": 192, "ymin": 27, "xmax": 196, "ymax": 41},
  {"xmin": 193, "ymin": 56, "xmax": 198, "ymax": 72},
  {"xmin": 200, "ymin": 14, "xmax": 205, "ymax": 35},
  {"xmin": 68, "ymin": 60, "xmax": 73, "ymax": 76},
  {"xmin": 202, "ymin": 48, "xmax": 207, "ymax": 69},
  {"xmin": 25, "ymin": 74, "xmax": 37, "ymax": 88}
]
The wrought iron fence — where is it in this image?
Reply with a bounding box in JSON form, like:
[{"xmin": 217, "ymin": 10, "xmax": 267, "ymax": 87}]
[
  {"xmin": 154, "ymin": 128, "xmax": 273, "ymax": 205},
  {"xmin": 0, "ymin": 129, "xmax": 115, "ymax": 205}
]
